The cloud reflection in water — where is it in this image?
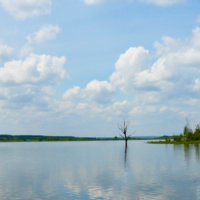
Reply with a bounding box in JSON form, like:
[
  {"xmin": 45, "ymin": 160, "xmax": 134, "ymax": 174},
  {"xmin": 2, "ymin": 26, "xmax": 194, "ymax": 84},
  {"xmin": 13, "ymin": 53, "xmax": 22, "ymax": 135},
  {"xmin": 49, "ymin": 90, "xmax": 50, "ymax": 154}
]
[{"xmin": 0, "ymin": 141, "xmax": 199, "ymax": 199}]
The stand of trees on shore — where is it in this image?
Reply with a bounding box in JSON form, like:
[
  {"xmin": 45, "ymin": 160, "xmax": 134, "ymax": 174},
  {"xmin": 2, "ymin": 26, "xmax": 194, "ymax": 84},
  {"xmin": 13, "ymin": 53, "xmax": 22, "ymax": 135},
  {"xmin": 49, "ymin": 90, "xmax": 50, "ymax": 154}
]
[
  {"xmin": 173, "ymin": 122, "xmax": 200, "ymax": 142},
  {"xmin": 149, "ymin": 119, "xmax": 200, "ymax": 144}
]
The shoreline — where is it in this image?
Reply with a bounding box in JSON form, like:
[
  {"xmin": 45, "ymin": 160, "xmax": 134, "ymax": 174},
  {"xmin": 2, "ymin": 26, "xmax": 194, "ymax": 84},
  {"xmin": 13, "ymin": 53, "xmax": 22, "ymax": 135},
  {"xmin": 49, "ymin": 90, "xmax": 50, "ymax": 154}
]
[{"xmin": 148, "ymin": 141, "xmax": 200, "ymax": 144}]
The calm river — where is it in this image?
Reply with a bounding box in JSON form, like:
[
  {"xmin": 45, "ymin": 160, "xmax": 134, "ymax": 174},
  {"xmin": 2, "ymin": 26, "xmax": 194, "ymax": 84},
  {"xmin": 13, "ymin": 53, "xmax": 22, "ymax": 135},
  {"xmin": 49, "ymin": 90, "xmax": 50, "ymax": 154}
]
[{"xmin": 0, "ymin": 140, "xmax": 200, "ymax": 199}]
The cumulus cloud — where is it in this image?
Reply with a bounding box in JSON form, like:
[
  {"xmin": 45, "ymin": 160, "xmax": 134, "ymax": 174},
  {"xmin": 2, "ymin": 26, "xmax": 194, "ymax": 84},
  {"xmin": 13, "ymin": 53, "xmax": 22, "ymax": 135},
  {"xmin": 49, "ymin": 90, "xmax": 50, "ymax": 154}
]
[
  {"xmin": 0, "ymin": 85, "xmax": 55, "ymax": 110},
  {"xmin": 110, "ymin": 46, "xmax": 150, "ymax": 93},
  {"xmin": 82, "ymin": 0, "xmax": 187, "ymax": 6},
  {"xmin": 20, "ymin": 25, "xmax": 61, "ymax": 57},
  {"xmin": 56, "ymin": 99, "xmax": 132, "ymax": 121},
  {"xmin": 0, "ymin": 0, "xmax": 51, "ymax": 19},
  {"xmin": 63, "ymin": 80, "xmax": 115, "ymax": 104},
  {"xmin": 59, "ymin": 25, "xmax": 200, "ymax": 129},
  {"xmin": 62, "ymin": 26, "xmax": 200, "ymax": 115},
  {"xmin": 0, "ymin": 44, "xmax": 13, "ymax": 62},
  {"xmin": 0, "ymin": 53, "xmax": 67, "ymax": 86},
  {"xmin": 0, "ymin": 53, "xmax": 67, "ymax": 112},
  {"xmin": 2, "ymin": 25, "xmax": 200, "ymax": 136},
  {"xmin": 109, "ymin": 27, "xmax": 200, "ymax": 106}
]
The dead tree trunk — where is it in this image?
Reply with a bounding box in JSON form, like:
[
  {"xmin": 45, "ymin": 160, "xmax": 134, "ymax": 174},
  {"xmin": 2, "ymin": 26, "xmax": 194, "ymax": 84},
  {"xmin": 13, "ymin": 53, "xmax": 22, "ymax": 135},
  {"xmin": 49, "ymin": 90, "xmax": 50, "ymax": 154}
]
[{"xmin": 118, "ymin": 118, "xmax": 136, "ymax": 146}]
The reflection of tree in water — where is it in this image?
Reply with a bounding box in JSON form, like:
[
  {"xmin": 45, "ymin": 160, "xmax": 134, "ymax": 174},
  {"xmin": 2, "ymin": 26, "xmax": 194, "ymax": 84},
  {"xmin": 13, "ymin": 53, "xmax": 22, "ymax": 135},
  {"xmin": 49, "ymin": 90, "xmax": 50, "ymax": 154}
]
[
  {"xmin": 184, "ymin": 144, "xmax": 191, "ymax": 163},
  {"xmin": 124, "ymin": 144, "xmax": 128, "ymax": 168},
  {"xmin": 173, "ymin": 144, "xmax": 183, "ymax": 154},
  {"xmin": 184, "ymin": 144, "xmax": 193, "ymax": 166},
  {"xmin": 184, "ymin": 144, "xmax": 200, "ymax": 163},
  {"xmin": 194, "ymin": 143, "xmax": 200, "ymax": 162},
  {"xmin": 174, "ymin": 143, "xmax": 200, "ymax": 163}
]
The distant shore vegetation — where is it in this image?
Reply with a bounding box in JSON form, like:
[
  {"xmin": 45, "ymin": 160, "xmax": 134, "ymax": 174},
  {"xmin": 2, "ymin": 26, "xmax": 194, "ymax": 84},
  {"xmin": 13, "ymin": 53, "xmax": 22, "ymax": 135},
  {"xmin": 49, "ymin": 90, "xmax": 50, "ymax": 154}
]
[
  {"xmin": 0, "ymin": 135, "xmax": 117, "ymax": 142},
  {"xmin": 0, "ymin": 135, "xmax": 168, "ymax": 142},
  {"xmin": 149, "ymin": 119, "xmax": 200, "ymax": 144},
  {"xmin": 0, "ymin": 135, "xmax": 135, "ymax": 142}
]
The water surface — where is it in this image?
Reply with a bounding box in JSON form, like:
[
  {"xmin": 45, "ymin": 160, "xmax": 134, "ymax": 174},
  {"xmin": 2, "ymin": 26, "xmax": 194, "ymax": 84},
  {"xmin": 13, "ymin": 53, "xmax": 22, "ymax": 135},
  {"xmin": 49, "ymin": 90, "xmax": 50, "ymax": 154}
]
[{"xmin": 0, "ymin": 141, "xmax": 200, "ymax": 199}]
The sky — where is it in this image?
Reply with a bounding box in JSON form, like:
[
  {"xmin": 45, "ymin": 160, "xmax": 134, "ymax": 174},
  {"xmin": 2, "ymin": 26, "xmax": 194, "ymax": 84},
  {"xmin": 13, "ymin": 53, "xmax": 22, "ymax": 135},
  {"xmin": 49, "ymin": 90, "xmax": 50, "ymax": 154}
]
[{"xmin": 0, "ymin": 0, "xmax": 200, "ymax": 137}]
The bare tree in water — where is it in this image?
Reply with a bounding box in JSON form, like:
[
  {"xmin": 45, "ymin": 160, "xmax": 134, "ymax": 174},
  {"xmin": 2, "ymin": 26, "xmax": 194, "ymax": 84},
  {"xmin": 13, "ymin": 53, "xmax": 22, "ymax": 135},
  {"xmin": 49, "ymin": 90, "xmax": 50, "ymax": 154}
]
[{"xmin": 118, "ymin": 118, "xmax": 136, "ymax": 146}]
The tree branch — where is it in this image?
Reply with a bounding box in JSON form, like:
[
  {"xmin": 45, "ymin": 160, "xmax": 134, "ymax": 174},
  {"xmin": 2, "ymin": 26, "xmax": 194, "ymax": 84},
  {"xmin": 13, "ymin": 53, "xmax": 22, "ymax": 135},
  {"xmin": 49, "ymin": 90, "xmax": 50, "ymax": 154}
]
[
  {"xmin": 118, "ymin": 123, "xmax": 124, "ymax": 132},
  {"xmin": 127, "ymin": 130, "xmax": 137, "ymax": 138}
]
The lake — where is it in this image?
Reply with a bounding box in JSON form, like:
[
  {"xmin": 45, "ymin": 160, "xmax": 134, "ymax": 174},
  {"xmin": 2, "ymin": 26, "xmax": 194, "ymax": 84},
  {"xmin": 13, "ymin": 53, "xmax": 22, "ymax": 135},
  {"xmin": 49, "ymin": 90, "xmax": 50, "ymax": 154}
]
[{"xmin": 0, "ymin": 140, "xmax": 200, "ymax": 200}]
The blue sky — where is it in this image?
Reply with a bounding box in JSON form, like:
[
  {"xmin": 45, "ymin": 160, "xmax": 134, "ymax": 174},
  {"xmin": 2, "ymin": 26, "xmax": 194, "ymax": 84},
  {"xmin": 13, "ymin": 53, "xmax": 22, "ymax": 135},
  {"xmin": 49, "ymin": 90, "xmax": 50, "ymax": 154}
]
[{"xmin": 0, "ymin": 0, "xmax": 200, "ymax": 137}]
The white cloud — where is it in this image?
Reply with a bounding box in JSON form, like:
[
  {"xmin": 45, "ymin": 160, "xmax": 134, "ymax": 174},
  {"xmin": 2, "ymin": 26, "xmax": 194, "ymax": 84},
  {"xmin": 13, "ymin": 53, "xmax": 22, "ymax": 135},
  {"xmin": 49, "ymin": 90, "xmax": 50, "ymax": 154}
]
[
  {"xmin": 85, "ymin": 80, "xmax": 115, "ymax": 104},
  {"xmin": 20, "ymin": 25, "xmax": 61, "ymax": 57},
  {"xmin": 141, "ymin": 0, "xmax": 186, "ymax": 6},
  {"xmin": 27, "ymin": 25, "xmax": 61, "ymax": 44},
  {"xmin": 110, "ymin": 27, "xmax": 200, "ymax": 105},
  {"xmin": 63, "ymin": 86, "xmax": 83, "ymax": 100},
  {"xmin": 61, "ymin": 26, "xmax": 200, "ymax": 122},
  {"xmin": 191, "ymin": 27, "xmax": 200, "ymax": 48},
  {"xmin": 0, "ymin": 0, "xmax": 51, "ymax": 19},
  {"xmin": 82, "ymin": 0, "xmax": 186, "ymax": 6},
  {"xmin": 56, "ymin": 25, "xmax": 200, "ymax": 136},
  {"xmin": 63, "ymin": 80, "xmax": 115, "ymax": 104},
  {"xmin": 81, "ymin": 0, "xmax": 109, "ymax": 4},
  {"xmin": 19, "ymin": 44, "xmax": 33, "ymax": 58},
  {"xmin": 110, "ymin": 46, "xmax": 150, "ymax": 93},
  {"xmin": 129, "ymin": 106, "xmax": 143, "ymax": 115},
  {"xmin": 2, "ymin": 25, "xmax": 200, "ymax": 136},
  {"xmin": 0, "ymin": 53, "xmax": 67, "ymax": 86},
  {"xmin": 0, "ymin": 53, "xmax": 67, "ymax": 112},
  {"xmin": 111, "ymin": 100, "xmax": 131, "ymax": 116},
  {"xmin": 57, "ymin": 99, "xmax": 132, "ymax": 120},
  {"xmin": 0, "ymin": 44, "xmax": 13, "ymax": 62},
  {"xmin": 0, "ymin": 85, "xmax": 55, "ymax": 110},
  {"xmin": 153, "ymin": 36, "xmax": 185, "ymax": 56},
  {"xmin": 193, "ymin": 79, "xmax": 200, "ymax": 91}
]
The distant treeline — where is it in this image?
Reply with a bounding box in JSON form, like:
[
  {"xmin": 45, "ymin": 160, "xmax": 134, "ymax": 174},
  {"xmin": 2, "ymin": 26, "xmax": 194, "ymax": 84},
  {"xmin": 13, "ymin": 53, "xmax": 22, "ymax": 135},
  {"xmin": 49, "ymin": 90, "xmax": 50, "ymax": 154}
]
[
  {"xmin": 0, "ymin": 135, "xmax": 110, "ymax": 142},
  {"xmin": 0, "ymin": 135, "xmax": 120, "ymax": 142},
  {"xmin": 0, "ymin": 135, "xmax": 167, "ymax": 142}
]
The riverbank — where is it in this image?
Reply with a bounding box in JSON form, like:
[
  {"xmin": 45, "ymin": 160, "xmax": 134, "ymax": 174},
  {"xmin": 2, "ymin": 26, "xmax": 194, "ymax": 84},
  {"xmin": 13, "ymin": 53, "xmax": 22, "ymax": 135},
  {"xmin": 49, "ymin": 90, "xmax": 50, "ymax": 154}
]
[{"xmin": 148, "ymin": 140, "xmax": 200, "ymax": 144}]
